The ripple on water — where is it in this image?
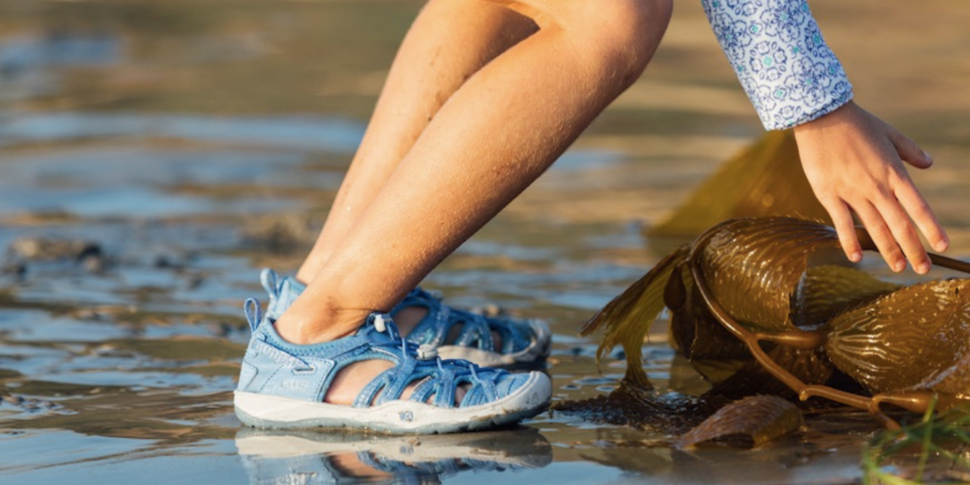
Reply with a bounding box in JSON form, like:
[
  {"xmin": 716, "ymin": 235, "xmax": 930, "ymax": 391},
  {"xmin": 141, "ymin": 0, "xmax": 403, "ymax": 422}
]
[{"xmin": 0, "ymin": 113, "xmax": 364, "ymax": 153}]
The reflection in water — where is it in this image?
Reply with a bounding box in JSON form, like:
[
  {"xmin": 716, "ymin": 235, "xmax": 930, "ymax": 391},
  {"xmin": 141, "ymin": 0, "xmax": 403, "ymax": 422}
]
[{"xmin": 236, "ymin": 428, "xmax": 552, "ymax": 485}]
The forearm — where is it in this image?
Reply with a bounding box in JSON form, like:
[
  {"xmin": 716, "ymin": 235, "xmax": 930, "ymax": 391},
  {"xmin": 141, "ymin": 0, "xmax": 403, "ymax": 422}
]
[
  {"xmin": 703, "ymin": 1, "xmax": 949, "ymax": 274},
  {"xmin": 701, "ymin": 0, "xmax": 853, "ymax": 130}
]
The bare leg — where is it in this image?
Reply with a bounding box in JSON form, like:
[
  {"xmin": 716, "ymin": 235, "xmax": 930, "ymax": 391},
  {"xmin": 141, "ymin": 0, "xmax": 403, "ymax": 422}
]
[
  {"xmin": 281, "ymin": 0, "xmax": 674, "ymax": 406},
  {"xmin": 295, "ymin": 0, "xmax": 537, "ymax": 283}
]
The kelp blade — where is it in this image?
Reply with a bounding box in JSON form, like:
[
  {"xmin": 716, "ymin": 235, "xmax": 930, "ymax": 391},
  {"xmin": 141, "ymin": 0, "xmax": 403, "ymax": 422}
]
[
  {"xmin": 791, "ymin": 265, "xmax": 902, "ymax": 328},
  {"xmin": 669, "ymin": 267, "xmax": 753, "ymax": 384},
  {"xmin": 676, "ymin": 395, "xmax": 803, "ymax": 449},
  {"xmin": 581, "ymin": 246, "xmax": 689, "ymax": 388},
  {"xmin": 649, "ymin": 130, "xmax": 829, "ymax": 239},
  {"xmin": 695, "ymin": 217, "xmax": 841, "ymax": 333},
  {"xmin": 825, "ymin": 279, "xmax": 970, "ymax": 394},
  {"xmin": 702, "ymin": 347, "xmax": 833, "ymax": 399}
]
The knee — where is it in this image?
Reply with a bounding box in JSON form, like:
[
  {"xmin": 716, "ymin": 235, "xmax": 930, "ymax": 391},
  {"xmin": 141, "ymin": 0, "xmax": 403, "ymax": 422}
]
[{"xmin": 565, "ymin": 0, "xmax": 673, "ymax": 87}]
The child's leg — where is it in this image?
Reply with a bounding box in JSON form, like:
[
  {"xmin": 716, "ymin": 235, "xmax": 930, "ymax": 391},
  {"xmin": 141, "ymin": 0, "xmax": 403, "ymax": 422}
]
[
  {"xmin": 295, "ymin": 0, "xmax": 537, "ymax": 283},
  {"xmin": 281, "ymin": 0, "xmax": 673, "ymax": 406}
]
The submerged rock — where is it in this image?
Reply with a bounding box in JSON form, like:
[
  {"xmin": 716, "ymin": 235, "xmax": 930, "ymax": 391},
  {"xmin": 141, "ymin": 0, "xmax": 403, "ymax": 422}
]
[
  {"xmin": 6, "ymin": 237, "xmax": 106, "ymax": 274},
  {"xmin": 241, "ymin": 214, "xmax": 316, "ymax": 253},
  {"xmin": 9, "ymin": 237, "xmax": 102, "ymax": 261}
]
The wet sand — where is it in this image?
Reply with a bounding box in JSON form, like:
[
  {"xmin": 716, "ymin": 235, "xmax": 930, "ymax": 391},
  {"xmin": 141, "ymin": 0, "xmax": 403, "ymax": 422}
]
[{"xmin": 2, "ymin": 1, "xmax": 970, "ymax": 484}]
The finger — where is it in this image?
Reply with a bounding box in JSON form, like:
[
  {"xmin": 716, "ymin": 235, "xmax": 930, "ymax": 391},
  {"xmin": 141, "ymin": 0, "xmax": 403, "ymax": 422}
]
[
  {"xmin": 873, "ymin": 192, "xmax": 931, "ymax": 274},
  {"xmin": 888, "ymin": 130, "xmax": 933, "ymax": 169},
  {"xmin": 894, "ymin": 179, "xmax": 950, "ymax": 252},
  {"xmin": 854, "ymin": 201, "xmax": 905, "ymax": 272},
  {"xmin": 822, "ymin": 197, "xmax": 862, "ymax": 262}
]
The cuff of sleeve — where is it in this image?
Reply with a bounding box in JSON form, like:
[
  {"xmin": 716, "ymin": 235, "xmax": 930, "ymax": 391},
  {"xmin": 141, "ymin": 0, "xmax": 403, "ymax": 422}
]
[
  {"xmin": 760, "ymin": 85, "xmax": 854, "ymax": 131},
  {"xmin": 701, "ymin": 0, "xmax": 857, "ymax": 131}
]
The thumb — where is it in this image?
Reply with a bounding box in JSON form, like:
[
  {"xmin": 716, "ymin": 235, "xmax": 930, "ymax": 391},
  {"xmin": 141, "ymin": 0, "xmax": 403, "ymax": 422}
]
[{"xmin": 889, "ymin": 129, "xmax": 933, "ymax": 169}]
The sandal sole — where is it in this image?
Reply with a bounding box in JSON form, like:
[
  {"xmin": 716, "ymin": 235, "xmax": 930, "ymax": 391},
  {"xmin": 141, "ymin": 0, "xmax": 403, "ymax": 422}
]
[{"xmin": 234, "ymin": 371, "xmax": 551, "ymax": 434}]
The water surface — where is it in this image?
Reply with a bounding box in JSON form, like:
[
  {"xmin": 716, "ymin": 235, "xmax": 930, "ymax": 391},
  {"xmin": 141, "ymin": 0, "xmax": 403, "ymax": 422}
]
[{"xmin": 3, "ymin": 1, "xmax": 970, "ymax": 484}]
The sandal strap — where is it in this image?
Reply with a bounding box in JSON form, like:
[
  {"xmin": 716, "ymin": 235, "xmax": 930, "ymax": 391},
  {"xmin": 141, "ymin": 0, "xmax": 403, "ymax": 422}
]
[
  {"xmin": 353, "ymin": 366, "xmax": 399, "ymax": 408},
  {"xmin": 490, "ymin": 316, "xmax": 534, "ymax": 354},
  {"xmin": 344, "ymin": 315, "xmax": 511, "ymax": 410},
  {"xmin": 353, "ymin": 361, "xmax": 437, "ymax": 408},
  {"xmin": 449, "ymin": 309, "xmax": 495, "ymax": 351},
  {"xmin": 459, "ymin": 368, "xmax": 499, "ymax": 408},
  {"xmin": 353, "ymin": 356, "xmax": 495, "ymax": 410},
  {"xmin": 266, "ymin": 277, "xmax": 539, "ymax": 357},
  {"xmin": 249, "ymin": 302, "xmax": 522, "ymax": 410},
  {"xmin": 409, "ymin": 376, "xmax": 438, "ymax": 404},
  {"xmin": 379, "ymin": 356, "xmax": 424, "ymax": 405},
  {"xmin": 396, "ymin": 289, "xmax": 497, "ymax": 351},
  {"xmin": 394, "ymin": 287, "xmax": 536, "ymax": 354}
]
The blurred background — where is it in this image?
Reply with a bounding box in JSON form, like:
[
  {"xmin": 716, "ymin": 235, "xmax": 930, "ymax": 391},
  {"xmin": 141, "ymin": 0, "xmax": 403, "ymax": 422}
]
[{"xmin": 1, "ymin": 0, "xmax": 969, "ymax": 484}]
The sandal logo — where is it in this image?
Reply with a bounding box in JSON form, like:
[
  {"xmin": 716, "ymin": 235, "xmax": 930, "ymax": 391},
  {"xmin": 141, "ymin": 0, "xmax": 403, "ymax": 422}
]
[
  {"xmin": 399, "ymin": 411, "xmax": 414, "ymax": 422},
  {"xmin": 281, "ymin": 379, "xmax": 310, "ymax": 391}
]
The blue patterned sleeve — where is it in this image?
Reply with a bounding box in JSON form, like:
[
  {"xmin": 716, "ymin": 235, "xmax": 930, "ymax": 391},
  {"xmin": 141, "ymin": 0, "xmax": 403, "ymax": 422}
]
[{"xmin": 701, "ymin": 0, "xmax": 854, "ymax": 130}]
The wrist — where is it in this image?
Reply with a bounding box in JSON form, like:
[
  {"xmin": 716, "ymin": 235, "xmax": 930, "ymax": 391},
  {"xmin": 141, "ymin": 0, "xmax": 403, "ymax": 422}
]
[{"xmin": 794, "ymin": 100, "xmax": 860, "ymax": 136}]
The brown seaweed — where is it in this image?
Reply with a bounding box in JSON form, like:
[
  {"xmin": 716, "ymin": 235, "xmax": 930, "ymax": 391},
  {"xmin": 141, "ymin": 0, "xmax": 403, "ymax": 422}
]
[
  {"xmin": 689, "ymin": 219, "xmax": 970, "ymax": 426},
  {"xmin": 585, "ymin": 216, "xmax": 970, "ymax": 430},
  {"xmin": 693, "ymin": 217, "xmax": 840, "ymax": 333},
  {"xmin": 667, "ymin": 264, "xmax": 754, "ymax": 385},
  {"xmin": 825, "ymin": 279, "xmax": 970, "ymax": 396},
  {"xmin": 580, "ymin": 246, "xmax": 688, "ymax": 389},
  {"xmin": 791, "ymin": 265, "xmax": 902, "ymax": 328},
  {"xmin": 585, "ymin": 218, "xmax": 844, "ymax": 385},
  {"xmin": 676, "ymin": 395, "xmax": 803, "ymax": 449}
]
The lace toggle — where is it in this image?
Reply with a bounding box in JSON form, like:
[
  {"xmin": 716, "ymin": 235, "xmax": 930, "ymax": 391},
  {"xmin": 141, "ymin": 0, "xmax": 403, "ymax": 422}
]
[
  {"xmin": 416, "ymin": 344, "xmax": 438, "ymax": 360},
  {"xmin": 373, "ymin": 314, "xmax": 387, "ymax": 333}
]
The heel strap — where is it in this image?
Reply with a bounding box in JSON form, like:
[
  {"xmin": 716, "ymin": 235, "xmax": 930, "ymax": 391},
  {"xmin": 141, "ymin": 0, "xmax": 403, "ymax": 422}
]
[
  {"xmin": 260, "ymin": 268, "xmax": 280, "ymax": 298},
  {"xmin": 244, "ymin": 298, "xmax": 263, "ymax": 332}
]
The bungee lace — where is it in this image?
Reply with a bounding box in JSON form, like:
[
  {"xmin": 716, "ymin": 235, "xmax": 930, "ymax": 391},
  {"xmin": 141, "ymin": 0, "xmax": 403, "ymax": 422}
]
[{"xmin": 372, "ymin": 313, "xmax": 490, "ymax": 396}]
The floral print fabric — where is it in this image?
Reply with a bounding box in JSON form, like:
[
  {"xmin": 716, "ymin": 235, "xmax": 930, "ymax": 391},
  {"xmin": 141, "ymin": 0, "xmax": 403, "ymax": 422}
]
[{"xmin": 702, "ymin": 0, "xmax": 854, "ymax": 130}]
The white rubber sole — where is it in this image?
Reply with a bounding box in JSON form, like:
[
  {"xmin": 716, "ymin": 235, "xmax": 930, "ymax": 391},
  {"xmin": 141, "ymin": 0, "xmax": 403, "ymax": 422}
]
[
  {"xmin": 438, "ymin": 319, "xmax": 553, "ymax": 368},
  {"xmin": 234, "ymin": 371, "xmax": 551, "ymax": 434}
]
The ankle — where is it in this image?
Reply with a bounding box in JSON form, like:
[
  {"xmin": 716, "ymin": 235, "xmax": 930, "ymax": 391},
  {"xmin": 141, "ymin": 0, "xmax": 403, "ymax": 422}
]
[
  {"xmin": 292, "ymin": 267, "xmax": 315, "ymax": 287},
  {"xmin": 274, "ymin": 307, "xmax": 370, "ymax": 345}
]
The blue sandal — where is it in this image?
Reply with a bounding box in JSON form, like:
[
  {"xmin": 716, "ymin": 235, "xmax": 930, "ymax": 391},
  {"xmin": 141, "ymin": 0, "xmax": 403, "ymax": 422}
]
[
  {"xmin": 260, "ymin": 269, "xmax": 552, "ymax": 367},
  {"xmin": 235, "ymin": 299, "xmax": 551, "ymax": 433}
]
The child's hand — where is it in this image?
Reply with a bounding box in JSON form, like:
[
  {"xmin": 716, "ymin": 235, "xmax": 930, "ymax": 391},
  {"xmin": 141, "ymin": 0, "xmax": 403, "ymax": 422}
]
[{"xmin": 794, "ymin": 101, "xmax": 948, "ymax": 274}]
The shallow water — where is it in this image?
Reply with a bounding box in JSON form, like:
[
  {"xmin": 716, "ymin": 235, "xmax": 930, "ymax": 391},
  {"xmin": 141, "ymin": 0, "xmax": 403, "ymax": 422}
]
[{"xmin": 3, "ymin": 1, "xmax": 970, "ymax": 484}]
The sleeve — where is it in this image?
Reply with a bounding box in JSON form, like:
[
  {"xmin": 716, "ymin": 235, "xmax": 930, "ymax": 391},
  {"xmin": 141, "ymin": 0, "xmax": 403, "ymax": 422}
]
[{"xmin": 701, "ymin": 0, "xmax": 854, "ymax": 130}]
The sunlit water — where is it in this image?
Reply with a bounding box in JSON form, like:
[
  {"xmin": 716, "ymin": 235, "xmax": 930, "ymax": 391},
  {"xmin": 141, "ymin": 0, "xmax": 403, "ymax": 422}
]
[{"xmin": 2, "ymin": 1, "xmax": 970, "ymax": 484}]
